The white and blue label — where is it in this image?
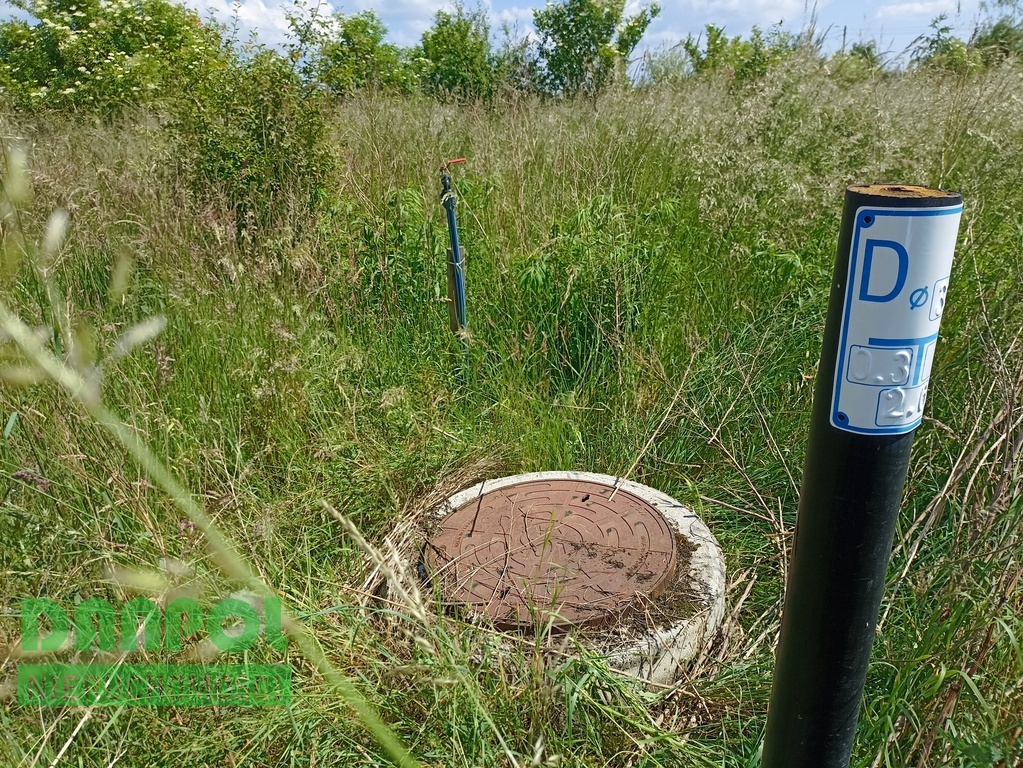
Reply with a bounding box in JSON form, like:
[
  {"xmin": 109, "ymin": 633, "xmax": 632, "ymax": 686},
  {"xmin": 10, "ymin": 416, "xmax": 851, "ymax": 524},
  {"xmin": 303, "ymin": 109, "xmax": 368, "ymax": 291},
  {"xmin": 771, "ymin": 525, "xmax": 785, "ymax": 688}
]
[{"xmin": 832, "ymin": 203, "xmax": 962, "ymax": 434}]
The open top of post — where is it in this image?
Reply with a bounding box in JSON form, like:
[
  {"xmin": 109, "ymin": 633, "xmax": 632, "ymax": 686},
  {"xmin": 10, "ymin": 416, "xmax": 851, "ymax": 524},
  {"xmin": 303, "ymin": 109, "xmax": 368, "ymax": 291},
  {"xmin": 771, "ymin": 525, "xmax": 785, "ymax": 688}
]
[{"xmin": 849, "ymin": 184, "xmax": 960, "ymax": 199}]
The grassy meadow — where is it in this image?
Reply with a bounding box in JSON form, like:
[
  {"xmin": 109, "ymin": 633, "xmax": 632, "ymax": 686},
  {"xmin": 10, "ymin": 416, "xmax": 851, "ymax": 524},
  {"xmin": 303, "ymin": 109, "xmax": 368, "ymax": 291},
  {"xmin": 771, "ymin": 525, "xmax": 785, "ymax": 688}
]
[{"xmin": 1, "ymin": 55, "xmax": 1022, "ymax": 766}]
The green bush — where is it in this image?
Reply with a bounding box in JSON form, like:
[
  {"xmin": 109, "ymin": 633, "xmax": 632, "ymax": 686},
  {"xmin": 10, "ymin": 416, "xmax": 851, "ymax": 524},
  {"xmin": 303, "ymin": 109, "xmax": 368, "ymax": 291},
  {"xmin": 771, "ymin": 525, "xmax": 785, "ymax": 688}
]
[
  {"xmin": 911, "ymin": 14, "xmax": 984, "ymax": 72},
  {"xmin": 0, "ymin": 0, "xmax": 336, "ymax": 249},
  {"xmin": 826, "ymin": 41, "xmax": 886, "ymax": 85},
  {"xmin": 645, "ymin": 23, "xmax": 804, "ymax": 85},
  {"xmin": 293, "ymin": 9, "xmax": 416, "ymax": 97},
  {"xmin": 533, "ymin": 0, "xmax": 659, "ymax": 98},
  {"xmin": 176, "ymin": 45, "xmax": 335, "ymax": 246},
  {"xmin": 418, "ymin": 6, "xmax": 495, "ymax": 101},
  {"xmin": 0, "ymin": 0, "xmax": 224, "ymax": 111},
  {"xmin": 973, "ymin": 14, "xmax": 1023, "ymax": 64}
]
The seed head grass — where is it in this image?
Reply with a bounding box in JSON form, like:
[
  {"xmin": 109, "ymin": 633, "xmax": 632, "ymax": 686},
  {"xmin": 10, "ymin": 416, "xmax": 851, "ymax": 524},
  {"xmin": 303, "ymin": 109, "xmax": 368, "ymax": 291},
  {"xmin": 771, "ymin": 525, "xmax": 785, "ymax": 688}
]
[{"xmin": 0, "ymin": 57, "xmax": 1021, "ymax": 766}]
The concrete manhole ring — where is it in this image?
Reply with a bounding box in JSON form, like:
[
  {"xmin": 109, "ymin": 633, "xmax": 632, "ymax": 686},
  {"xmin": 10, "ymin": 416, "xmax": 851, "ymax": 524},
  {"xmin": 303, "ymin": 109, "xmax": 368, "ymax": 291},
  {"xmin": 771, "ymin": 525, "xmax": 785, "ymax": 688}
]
[{"xmin": 424, "ymin": 471, "xmax": 727, "ymax": 685}]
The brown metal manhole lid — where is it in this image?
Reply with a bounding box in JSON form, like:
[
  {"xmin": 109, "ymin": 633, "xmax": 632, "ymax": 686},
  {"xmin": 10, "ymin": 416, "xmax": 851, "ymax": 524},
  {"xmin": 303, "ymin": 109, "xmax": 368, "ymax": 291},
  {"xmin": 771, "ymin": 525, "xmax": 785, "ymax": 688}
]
[{"xmin": 423, "ymin": 479, "xmax": 678, "ymax": 630}]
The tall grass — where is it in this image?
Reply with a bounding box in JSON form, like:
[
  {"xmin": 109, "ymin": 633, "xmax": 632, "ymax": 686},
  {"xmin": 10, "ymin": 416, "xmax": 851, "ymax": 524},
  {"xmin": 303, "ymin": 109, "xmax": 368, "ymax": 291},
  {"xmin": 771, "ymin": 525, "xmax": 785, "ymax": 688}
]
[{"xmin": 1, "ymin": 56, "xmax": 1021, "ymax": 766}]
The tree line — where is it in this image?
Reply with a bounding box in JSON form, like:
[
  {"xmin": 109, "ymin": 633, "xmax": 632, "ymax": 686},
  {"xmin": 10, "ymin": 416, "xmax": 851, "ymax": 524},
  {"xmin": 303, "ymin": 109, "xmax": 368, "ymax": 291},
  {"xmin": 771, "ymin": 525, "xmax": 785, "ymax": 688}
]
[
  {"xmin": 3, "ymin": 0, "xmax": 1023, "ymax": 114},
  {"xmin": 2, "ymin": 0, "xmax": 1021, "ymax": 248}
]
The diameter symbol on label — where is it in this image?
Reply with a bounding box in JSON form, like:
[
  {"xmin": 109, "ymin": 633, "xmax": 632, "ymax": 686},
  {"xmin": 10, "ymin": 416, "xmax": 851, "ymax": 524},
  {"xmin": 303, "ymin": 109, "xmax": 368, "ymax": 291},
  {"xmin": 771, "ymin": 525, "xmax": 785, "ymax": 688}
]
[{"xmin": 909, "ymin": 286, "xmax": 929, "ymax": 310}]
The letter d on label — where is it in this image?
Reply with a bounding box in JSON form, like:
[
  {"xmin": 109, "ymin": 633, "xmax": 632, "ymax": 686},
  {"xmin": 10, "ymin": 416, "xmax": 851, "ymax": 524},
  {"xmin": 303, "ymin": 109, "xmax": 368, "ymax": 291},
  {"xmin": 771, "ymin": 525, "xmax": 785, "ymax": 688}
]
[{"xmin": 859, "ymin": 239, "xmax": 909, "ymax": 303}]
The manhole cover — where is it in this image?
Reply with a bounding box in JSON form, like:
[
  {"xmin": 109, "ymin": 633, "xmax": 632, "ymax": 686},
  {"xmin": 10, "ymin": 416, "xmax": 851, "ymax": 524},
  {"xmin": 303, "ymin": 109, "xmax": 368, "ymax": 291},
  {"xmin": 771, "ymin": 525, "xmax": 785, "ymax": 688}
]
[{"xmin": 423, "ymin": 479, "xmax": 678, "ymax": 630}]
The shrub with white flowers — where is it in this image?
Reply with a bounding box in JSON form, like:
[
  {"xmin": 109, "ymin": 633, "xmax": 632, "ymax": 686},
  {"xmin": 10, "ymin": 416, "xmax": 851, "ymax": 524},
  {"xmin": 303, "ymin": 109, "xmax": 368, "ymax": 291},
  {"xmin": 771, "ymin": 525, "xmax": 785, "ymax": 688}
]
[{"xmin": 0, "ymin": 0, "xmax": 225, "ymax": 110}]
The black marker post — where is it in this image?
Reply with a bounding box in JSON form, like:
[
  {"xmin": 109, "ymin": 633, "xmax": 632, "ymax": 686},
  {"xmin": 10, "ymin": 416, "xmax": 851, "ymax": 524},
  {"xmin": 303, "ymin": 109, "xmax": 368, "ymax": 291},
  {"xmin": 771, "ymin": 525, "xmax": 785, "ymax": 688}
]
[{"xmin": 762, "ymin": 185, "xmax": 963, "ymax": 768}]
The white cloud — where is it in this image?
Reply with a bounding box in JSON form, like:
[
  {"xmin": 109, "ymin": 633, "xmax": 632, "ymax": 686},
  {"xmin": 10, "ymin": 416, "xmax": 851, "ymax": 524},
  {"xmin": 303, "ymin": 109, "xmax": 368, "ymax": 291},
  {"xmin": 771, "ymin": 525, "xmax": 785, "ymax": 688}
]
[
  {"xmin": 490, "ymin": 3, "xmax": 535, "ymax": 42},
  {"xmin": 183, "ymin": 0, "xmax": 448, "ymax": 48},
  {"xmin": 182, "ymin": 0, "xmax": 338, "ymax": 47},
  {"xmin": 492, "ymin": 3, "xmax": 533, "ymax": 27},
  {"xmin": 876, "ymin": 0, "xmax": 957, "ymax": 18},
  {"xmin": 643, "ymin": 28, "xmax": 686, "ymax": 49},
  {"xmin": 674, "ymin": 0, "xmax": 817, "ymax": 23},
  {"xmin": 341, "ymin": 0, "xmax": 445, "ymax": 45}
]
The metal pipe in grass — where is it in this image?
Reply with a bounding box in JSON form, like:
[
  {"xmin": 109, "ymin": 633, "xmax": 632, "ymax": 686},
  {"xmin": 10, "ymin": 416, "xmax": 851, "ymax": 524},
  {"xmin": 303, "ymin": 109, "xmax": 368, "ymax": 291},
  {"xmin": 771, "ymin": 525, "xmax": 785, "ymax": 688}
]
[
  {"xmin": 440, "ymin": 158, "xmax": 468, "ymax": 338},
  {"xmin": 763, "ymin": 184, "xmax": 963, "ymax": 768}
]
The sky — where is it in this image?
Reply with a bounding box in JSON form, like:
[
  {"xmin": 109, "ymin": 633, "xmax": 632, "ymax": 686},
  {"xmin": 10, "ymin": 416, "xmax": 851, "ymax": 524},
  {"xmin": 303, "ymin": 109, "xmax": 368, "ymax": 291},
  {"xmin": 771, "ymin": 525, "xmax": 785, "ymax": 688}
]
[
  {"xmin": 2, "ymin": 0, "xmax": 991, "ymax": 66},
  {"xmin": 169, "ymin": 0, "xmax": 986, "ymax": 61}
]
